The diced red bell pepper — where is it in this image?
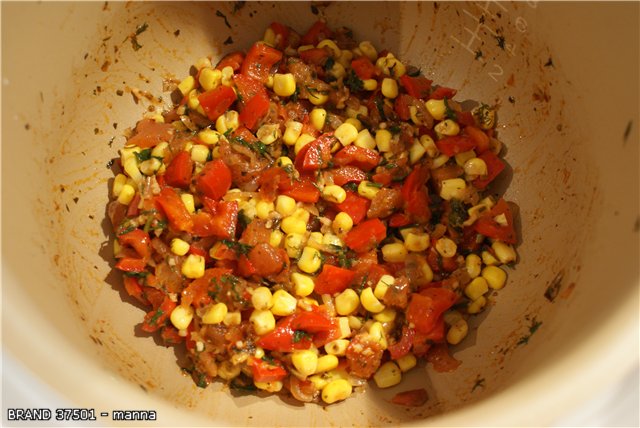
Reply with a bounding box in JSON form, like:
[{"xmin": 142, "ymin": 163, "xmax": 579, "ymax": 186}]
[
  {"xmin": 299, "ymin": 47, "xmax": 331, "ymax": 66},
  {"xmin": 344, "ymin": 218, "xmax": 387, "ymax": 253},
  {"xmin": 195, "ymin": 159, "xmax": 232, "ymax": 201},
  {"xmin": 198, "ymin": 85, "xmax": 237, "ymax": 121},
  {"xmin": 406, "ymin": 288, "xmax": 458, "ymax": 335},
  {"xmin": 115, "ymin": 257, "xmax": 147, "ymax": 273},
  {"xmin": 401, "ymin": 165, "xmax": 431, "ymax": 221},
  {"xmin": 472, "ymin": 151, "xmax": 506, "ymax": 190},
  {"xmin": 118, "ymin": 229, "xmax": 151, "ymax": 261},
  {"xmin": 249, "ymin": 357, "xmax": 288, "ymax": 383},
  {"xmin": 155, "ymin": 187, "xmax": 194, "ymax": 233},
  {"xmin": 269, "ymin": 22, "xmax": 290, "ymax": 50},
  {"xmin": 163, "ymin": 151, "xmax": 193, "ymax": 189},
  {"xmin": 141, "ymin": 296, "xmax": 176, "ymax": 333},
  {"xmin": 399, "ymin": 75, "xmax": 432, "ymax": 99},
  {"xmin": 429, "ymin": 86, "xmax": 457, "ymax": 100},
  {"xmin": 314, "ymin": 264, "xmax": 356, "ymax": 295},
  {"xmin": 280, "ymin": 177, "xmax": 320, "ymax": 203},
  {"xmin": 294, "ymin": 133, "xmax": 334, "ymax": 172},
  {"xmin": 330, "ymin": 166, "xmax": 367, "ymax": 186},
  {"xmin": 241, "ymin": 42, "xmax": 283, "ymax": 83},
  {"xmin": 215, "ymin": 51, "xmax": 245, "ymax": 72},
  {"xmin": 335, "ymin": 191, "xmax": 370, "ymax": 224},
  {"xmin": 351, "ymin": 56, "xmax": 377, "ymax": 80},
  {"xmin": 474, "ymin": 198, "xmax": 517, "ymax": 244},
  {"xmin": 435, "ymin": 135, "xmax": 477, "ymax": 157},
  {"xmin": 300, "ymin": 20, "xmax": 333, "ymax": 46},
  {"xmin": 333, "ymin": 145, "xmax": 381, "ymax": 171}
]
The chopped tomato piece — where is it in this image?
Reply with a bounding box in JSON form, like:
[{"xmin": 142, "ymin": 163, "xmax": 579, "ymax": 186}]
[
  {"xmin": 249, "ymin": 357, "xmax": 288, "ymax": 383},
  {"xmin": 435, "ymin": 135, "xmax": 477, "ymax": 157},
  {"xmin": 280, "ymin": 177, "xmax": 320, "ymax": 203},
  {"xmin": 195, "ymin": 159, "xmax": 232, "ymax": 201},
  {"xmin": 155, "ymin": 187, "xmax": 194, "ymax": 233},
  {"xmin": 215, "ymin": 51, "xmax": 245, "ymax": 72},
  {"xmin": 344, "ymin": 218, "xmax": 386, "ymax": 253},
  {"xmin": 335, "ymin": 191, "xmax": 370, "ymax": 224},
  {"xmin": 314, "ymin": 264, "xmax": 356, "ymax": 295},
  {"xmin": 127, "ymin": 119, "xmax": 175, "ymax": 148},
  {"xmin": 429, "ymin": 86, "xmax": 457, "ymax": 100},
  {"xmin": 474, "ymin": 198, "xmax": 517, "ymax": 244},
  {"xmin": 399, "ymin": 75, "xmax": 432, "ymax": 99},
  {"xmin": 241, "ymin": 42, "xmax": 283, "ymax": 83},
  {"xmin": 406, "ymin": 288, "xmax": 458, "ymax": 335},
  {"xmin": 330, "ymin": 166, "xmax": 367, "ymax": 186},
  {"xmin": 333, "ymin": 145, "xmax": 381, "ymax": 171},
  {"xmin": 198, "ymin": 85, "xmax": 237, "ymax": 121},
  {"xmin": 401, "ymin": 164, "xmax": 431, "ymax": 221},
  {"xmin": 300, "ymin": 20, "xmax": 333, "ymax": 46},
  {"xmin": 472, "ymin": 151, "xmax": 506, "ymax": 190},
  {"xmin": 351, "ymin": 56, "xmax": 377, "ymax": 80},
  {"xmin": 163, "ymin": 151, "xmax": 193, "ymax": 189},
  {"xmin": 391, "ymin": 388, "xmax": 429, "ymax": 407}
]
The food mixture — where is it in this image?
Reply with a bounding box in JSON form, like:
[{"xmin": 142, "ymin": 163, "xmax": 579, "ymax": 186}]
[{"xmin": 107, "ymin": 20, "xmax": 518, "ymax": 405}]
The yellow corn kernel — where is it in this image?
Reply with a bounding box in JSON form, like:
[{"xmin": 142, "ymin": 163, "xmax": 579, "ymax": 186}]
[
  {"xmin": 281, "ymin": 216, "xmax": 307, "ymax": 235},
  {"xmin": 315, "ymin": 354, "xmax": 339, "ymax": 374},
  {"xmin": 492, "ymin": 241, "xmax": 517, "ymax": 264},
  {"xmin": 360, "ymin": 288, "xmax": 385, "ymax": 314},
  {"xmin": 446, "ymin": 318, "xmax": 469, "ymax": 345},
  {"xmin": 170, "ymin": 305, "xmax": 194, "ymax": 330},
  {"xmin": 198, "ymin": 67, "xmax": 222, "ymax": 91},
  {"xmin": 373, "ymin": 361, "xmax": 402, "ymax": 389},
  {"xmin": 358, "ymin": 41, "xmax": 378, "ymax": 61},
  {"xmin": 282, "ymin": 121, "xmax": 303, "ymax": 146},
  {"xmin": 375, "ymin": 129, "xmax": 393, "ymax": 152},
  {"xmin": 254, "ymin": 380, "xmax": 283, "ymax": 392},
  {"xmin": 357, "ymin": 180, "xmax": 381, "ymax": 200},
  {"xmin": 276, "ymin": 156, "xmax": 293, "ymax": 168},
  {"xmin": 466, "ymin": 254, "xmax": 482, "ymax": 278},
  {"xmin": 123, "ymin": 157, "xmax": 143, "ymax": 183},
  {"xmin": 354, "ymin": 129, "xmax": 376, "ymax": 150},
  {"xmin": 360, "ymin": 78, "xmax": 377, "ymax": 91},
  {"xmin": 425, "ymin": 99, "xmax": 446, "ymax": 121},
  {"xmin": 112, "ymin": 173, "xmax": 128, "ymax": 197},
  {"xmin": 321, "ymin": 378, "xmax": 352, "ymax": 404},
  {"xmin": 374, "ymin": 275, "xmax": 394, "ymax": 299},
  {"xmin": 335, "ymin": 122, "xmax": 359, "ymax": 146},
  {"xmin": 180, "ymin": 193, "xmax": 196, "ymax": 214},
  {"xmin": 431, "ymin": 154, "xmax": 450, "ymax": 169},
  {"xmin": 202, "ymin": 302, "xmax": 228, "ymax": 324},
  {"xmin": 320, "ymin": 184, "xmax": 347, "ymax": 204},
  {"xmin": 170, "ymin": 238, "xmax": 190, "ymax": 256},
  {"xmin": 297, "ymin": 246, "xmax": 322, "ymax": 274},
  {"xmin": 409, "ymin": 141, "xmax": 427, "ymax": 164},
  {"xmin": 291, "ymin": 272, "xmax": 315, "ymax": 297},
  {"xmin": 464, "ymin": 157, "xmax": 488, "ymax": 177},
  {"xmin": 335, "ymin": 289, "xmax": 360, "ymax": 314},
  {"xmin": 373, "ymin": 307, "xmax": 397, "ymax": 323},
  {"xmin": 215, "ymin": 110, "xmax": 239, "ymax": 134},
  {"xmin": 251, "ymin": 287, "xmax": 273, "ymax": 311},
  {"xmin": 250, "ymin": 309, "xmax": 276, "ymax": 335},
  {"xmin": 269, "ymin": 230, "xmax": 284, "ymax": 248},
  {"xmin": 275, "ymin": 195, "xmax": 296, "ymax": 217},
  {"xmin": 419, "ymin": 134, "xmax": 438, "ymax": 158},
  {"xmin": 465, "ymin": 277, "xmax": 489, "ymax": 300},
  {"xmin": 396, "ymin": 353, "xmax": 417, "ymax": 372},
  {"xmin": 178, "ymin": 75, "xmax": 196, "ymax": 96},
  {"xmin": 272, "ymin": 73, "xmax": 297, "ymax": 97},
  {"xmin": 435, "ymin": 119, "xmax": 460, "ymax": 137},
  {"xmin": 404, "ymin": 232, "xmax": 430, "ymax": 252},
  {"xmin": 324, "ymin": 339, "xmax": 349, "ymax": 357},
  {"xmin": 256, "ymin": 124, "xmax": 281, "ymax": 146},
  {"xmin": 332, "ymin": 212, "xmax": 353, "ymax": 234},
  {"xmin": 467, "ymin": 296, "xmax": 487, "ymax": 314},
  {"xmin": 307, "ymin": 109, "xmax": 326, "ymax": 132},
  {"xmin": 381, "ymin": 78, "xmax": 399, "ymax": 99},
  {"xmin": 317, "ymin": 39, "xmax": 341, "ymax": 57},
  {"xmin": 223, "ymin": 311, "xmax": 241, "ymax": 326},
  {"xmin": 482, "ymin": 250, "xmax": 500, "ymax": 266},
  {"xmin": 455, "ymin": 150, "xmax": 476, "ymax": 167},
  {"xmin": 181, "ymin": 254, "xmax": 205, "ymax": 279},
  {"xmin": 308, "ymin": 89, "xmax": 329, "ymax": 105},
  {"xmin": 292, "ymin": 350, "xmax": 318, "ymax": 377},
  {"xmin": 482, "ymin": 265, "xmax": 507, "ymax": 289},
  {"xmin": 368, "ymin": 321, "xmax": 388, "ymax": 349},
  {"xmin": 294, "ymin": 133, "xmax": 316, "ymax": 155},
  {"xmin": 191, "ymin": 144, "xmax": 210, "ymax": 164},
  {"xmin": 270, "ymin": 289, "xmax": 297, "ymax": 316},
  {"xmin": 284, "ymin": 233, "xmax": 305, "ymax": 258},
  {"xmin": 435, "ymin": 237, "xmax": 457, "ymax": 258},
  {"xmin": 217, "ymin": 360, "xmax": 241, "ymax": 380},
  {"xmin": 381, "ymin": 243, "xmax": 408, "ymax": 263},
  {"xmin": 440, "ymin": 178, "xmax": 467, "ymax": 201}
]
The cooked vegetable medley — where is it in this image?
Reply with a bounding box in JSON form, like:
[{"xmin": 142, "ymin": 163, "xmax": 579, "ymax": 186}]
[{"xmin": 107, "ymin": 20, "xmax": 518, "ymax": 404}]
